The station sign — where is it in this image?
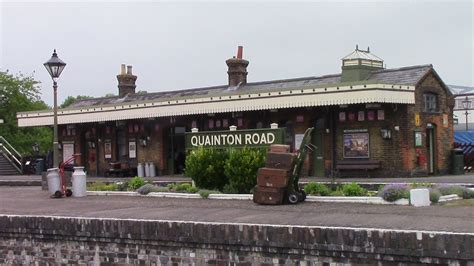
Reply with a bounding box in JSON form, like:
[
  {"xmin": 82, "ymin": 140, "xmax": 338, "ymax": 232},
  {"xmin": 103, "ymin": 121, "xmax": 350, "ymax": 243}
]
[{"xmin": 185, "ymin": 128, "xmax": 285, "ymax": 149}]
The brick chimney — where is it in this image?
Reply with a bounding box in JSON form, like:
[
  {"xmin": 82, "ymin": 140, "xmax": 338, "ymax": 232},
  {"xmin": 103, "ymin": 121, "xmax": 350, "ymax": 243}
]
[
  {"xmin": 226, "ymin": 46, "xmax": 249, "ymax": 87},
  {"xmin": 117, "ymin": 64, "xmax": 137, "ymax": 97}
]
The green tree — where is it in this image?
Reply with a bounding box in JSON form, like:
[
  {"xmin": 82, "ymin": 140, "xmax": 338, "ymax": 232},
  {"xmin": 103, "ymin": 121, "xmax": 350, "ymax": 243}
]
[
  {"xmin": 60, "ymin": 95, "xmax": 92, "ymax": 108},
  {"xmin": 0, "ymin": 70, "xmax": 52, "ymax": 155}
]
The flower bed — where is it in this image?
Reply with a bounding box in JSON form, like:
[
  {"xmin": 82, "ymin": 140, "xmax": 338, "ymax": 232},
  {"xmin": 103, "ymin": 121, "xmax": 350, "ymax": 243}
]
[{"xmin": 86, "ymin": 178, "xmax": 472, "ymax": 205}]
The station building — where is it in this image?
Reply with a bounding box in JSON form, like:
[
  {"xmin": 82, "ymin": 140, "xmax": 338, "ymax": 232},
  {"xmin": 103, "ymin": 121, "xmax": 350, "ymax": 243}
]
[{"xmin": 17, "ymin": 46, "xmax": 454, "ymax": 177}]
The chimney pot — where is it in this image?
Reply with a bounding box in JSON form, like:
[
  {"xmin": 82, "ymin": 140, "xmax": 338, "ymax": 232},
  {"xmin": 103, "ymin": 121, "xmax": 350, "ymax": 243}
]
[
  {"xmin": 226, "ymin": 46, "xmax": 249, "ymax": 87},
  {"xmin": 117, "ymin": 64, "xmax": 137, "ymax": 97},
  {"xmin": 237, "ymin": 46, "xmax": 243, "ymax": 59}
]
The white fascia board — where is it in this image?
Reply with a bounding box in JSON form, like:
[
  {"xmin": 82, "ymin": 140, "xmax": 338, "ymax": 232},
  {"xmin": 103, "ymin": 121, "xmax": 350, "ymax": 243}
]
[{"xmin": 17, "ymin": 84, "xmax": 415, "ymax": 127}]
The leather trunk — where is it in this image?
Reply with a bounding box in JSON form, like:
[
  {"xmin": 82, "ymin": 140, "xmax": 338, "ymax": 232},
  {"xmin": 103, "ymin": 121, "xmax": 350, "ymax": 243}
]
[
  {"xmin": 257, "ymin": 167, "xmax": 290, "ymax": 188},
  {"xmin": 253, "ymin": 186, "xmax": 286, "ymax": 205}
]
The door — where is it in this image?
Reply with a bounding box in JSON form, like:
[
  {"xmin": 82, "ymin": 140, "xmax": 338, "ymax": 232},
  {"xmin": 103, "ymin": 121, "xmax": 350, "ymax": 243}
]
[
  {"xmin": 166, "ymin": 126, "xmax": 187, "ymax": 175},
  {"xmin": 426, "ymin": 125, "xmax": 436, "ymax": 174},
  {"xmin": 311, "ymin": 118, "xmax": 325, "ymax": 177}
]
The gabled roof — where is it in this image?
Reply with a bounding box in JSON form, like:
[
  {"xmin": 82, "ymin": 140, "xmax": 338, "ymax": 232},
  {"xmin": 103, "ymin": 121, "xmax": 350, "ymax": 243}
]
[
  {"xmin": 68, "ymin": 64, "xmax": 432, "ymax": 109},
  {"xmin": 448, "ymin": 85, "xmax": 474, "ymax": 95}
]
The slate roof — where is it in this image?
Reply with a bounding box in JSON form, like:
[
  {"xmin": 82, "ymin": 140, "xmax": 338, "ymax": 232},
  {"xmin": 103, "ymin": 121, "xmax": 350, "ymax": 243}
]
[
  {"xmin": 68, "ymin": 64, "xmax": 433, "ymax": 109},
  {"xmin": 448, "ymin": 85, "xmax": 474, "ymax": 95}
]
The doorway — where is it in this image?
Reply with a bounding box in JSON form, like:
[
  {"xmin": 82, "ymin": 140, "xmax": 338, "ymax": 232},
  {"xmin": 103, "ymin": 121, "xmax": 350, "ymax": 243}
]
[
  {"xmin": 166, "ymin": 126, "xmax": 186, "ymax": 175},
  {"xmin": 426, "ymin": 124, "xmax": 436, "ymax": 174},
  {"xmin": 311, "ymin": 118, "xmax": 325, "ymax": 177}
]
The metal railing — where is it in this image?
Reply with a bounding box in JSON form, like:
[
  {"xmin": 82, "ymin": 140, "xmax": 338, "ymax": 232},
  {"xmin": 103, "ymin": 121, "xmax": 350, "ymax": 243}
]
[{"xmin": 0, "ymin": 136, "xmax": 23, "ymax": 173}]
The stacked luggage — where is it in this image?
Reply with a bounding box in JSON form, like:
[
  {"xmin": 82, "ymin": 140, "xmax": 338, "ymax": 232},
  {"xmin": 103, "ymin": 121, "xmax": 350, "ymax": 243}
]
[{"xmin": 253, "ymin": 144, "xmax": 295, "ymax": 205}]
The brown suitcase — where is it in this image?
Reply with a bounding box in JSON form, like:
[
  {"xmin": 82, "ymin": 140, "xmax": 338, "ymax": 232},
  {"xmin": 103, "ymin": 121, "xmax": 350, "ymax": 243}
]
[
  {"xmin": 253, "ymin": 186, "xmax": 286, "ymax": 205},
  {"xmin": 257, "ymin": 168, "xmax": 290, "ymax": 188},
  {"xmin": 265, "ymin": 152, "xmax": 295, "ymax": 171},
  {"xmin": 269, "ymin": 144, "xmax": 291, "ymax": 153}
]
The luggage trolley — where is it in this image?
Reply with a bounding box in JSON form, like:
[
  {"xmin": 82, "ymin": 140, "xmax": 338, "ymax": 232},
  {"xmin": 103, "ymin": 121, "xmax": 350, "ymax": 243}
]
[{"xmin": 52, "ymin": 153, "xmax": 81, "ymax": 198}]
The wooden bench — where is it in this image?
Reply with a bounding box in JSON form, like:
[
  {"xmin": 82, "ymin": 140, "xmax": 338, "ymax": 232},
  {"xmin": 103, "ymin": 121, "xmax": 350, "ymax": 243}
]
[{"xmin": 335, "ymin": 160, "xmax": 381, "ymax": 177}]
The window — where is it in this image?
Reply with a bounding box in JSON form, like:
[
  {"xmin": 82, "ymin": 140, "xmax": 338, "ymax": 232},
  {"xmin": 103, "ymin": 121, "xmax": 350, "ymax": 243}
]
[{"xmin": 423, "ymin": 93, "xmax": 438, "ymax": 112}]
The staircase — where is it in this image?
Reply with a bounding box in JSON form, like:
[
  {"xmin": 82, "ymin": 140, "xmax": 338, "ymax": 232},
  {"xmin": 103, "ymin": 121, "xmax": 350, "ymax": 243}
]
[{"xmin": 0, "ymin": 136, "xmax": 22, "ymax": 175}]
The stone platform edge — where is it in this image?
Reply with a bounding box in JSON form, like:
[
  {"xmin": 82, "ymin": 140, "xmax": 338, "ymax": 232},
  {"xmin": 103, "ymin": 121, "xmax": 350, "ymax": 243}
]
[{"xmin": 0, "ymin": 214, "xmax": 472, "ymax": 264}]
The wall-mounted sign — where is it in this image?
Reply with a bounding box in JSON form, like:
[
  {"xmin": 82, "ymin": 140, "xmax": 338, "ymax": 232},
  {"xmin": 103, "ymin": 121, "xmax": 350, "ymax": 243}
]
[
  {"xmin": 415, "ymin": 113, "xmax": 421, "ymax": 127},
  {"xmin": 294, "ymin": 134, "xmax": 304, "ymax": 151},
  {"xmin": 414, "ymin": 131, "xmax": 423, "ymax": 147},
  {"xmin": 348, "ymin": 112, "xmax": 356, "ymax": 121},
  {"xmin": 185, "ymin": 128, "xmax": 285, "ymax": 149},
  {"xmin": 443, "ymin": 114, "xmax": 449, "ymax": 128},
  {"xmin": 358, "ymin": 111, "xmax": 365, "ymax": 121},
  {"xmin": 365, "ymin": 103, "xmax": 381, "ymax": 109},
  {"xmin": 62, "ymin": 142, "xmax": 74, "ymax": 164},
  {"xmin": 367, "ymin": 111, "xmax": 375, "ymax": 121},
  {"xmin": 343, "ymin": 131, "xmax": 369, "ymax": 158},
  {"xmin": 377, "ymin": 110, "xmax": 385, "ymax": 120},
  {"xmin": 339, "ymin": 112, "xmax": 346, "ymax": 122},
  {"xmin": 129, "ymin": 141, "xmax": 136, "ymax": 158},
  {"xmin": 104, "ymin": 141, "xmax": 112, "ymax": 159}
]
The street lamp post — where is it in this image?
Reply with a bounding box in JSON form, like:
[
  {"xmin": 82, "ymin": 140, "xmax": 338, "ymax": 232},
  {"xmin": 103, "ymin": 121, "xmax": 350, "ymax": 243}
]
[
  {"xmin": 462, "ymin": 96, "xmax": 472, "ymax": 131},
  {"xmin": 44, "ymin": 50, "xmax": 66, "ymax": 168}
]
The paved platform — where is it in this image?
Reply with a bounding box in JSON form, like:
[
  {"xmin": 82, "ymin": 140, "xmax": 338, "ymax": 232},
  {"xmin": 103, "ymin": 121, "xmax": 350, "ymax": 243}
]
[
  {"xmin": 1, "ymin": 174, "xmax": 473, "ymax": 186},
  {"xmin": 0, "ymin": 186, "xmax": 472, "ymax": 233}
]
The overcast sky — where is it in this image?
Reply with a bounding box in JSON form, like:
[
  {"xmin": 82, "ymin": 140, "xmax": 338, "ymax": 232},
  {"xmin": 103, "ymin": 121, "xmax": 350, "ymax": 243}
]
[{"xmin": 1, "ymin": 1, "xmax": 473, "ymax": 106}]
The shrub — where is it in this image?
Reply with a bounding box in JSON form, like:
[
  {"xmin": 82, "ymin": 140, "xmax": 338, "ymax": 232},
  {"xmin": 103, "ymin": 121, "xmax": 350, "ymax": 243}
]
[
  {"xmin": 342, "ymin": 183, "xmax": 367, "ymax": 196},
  {"xmin": 137, "ymin": 184, "xmax": 157, "ymax": 195},
  {"xmin": 185, "ymin": 147, "xmax": 228, "ymax": 190},
  {"xmin": 462, "ymin": 188, "xmax": 474, "ymax": 199},
  {"xmin": 116, "ymin": 181, "xmax": 129, "ymax": 191},
  {"xmin": 137, "ymin": 184, "xmax": 171, "ymax": 194},
  {"xmin": 410, "ymin": 182, "xmax": 433, "ymax": 189},
  {"xmin": 378, "ymin": 184, "xmax": 410, "ymax": 202},
  {"xmin": 186, "ymin": 186, "xmax": 199, "ymax": 193},
  {"xmin": 329, "ymin": 188, "xmax": 345, "ymax": 196},
  {"xmin": 436, "ymin": 184, "xmax": 474, "ymax": 199},
  {"xmin": 429, "ymin": 188, "xmax": 441, "ymax": 203},
  {"xmin": 304, "ymin": 182, "xmax": 330, "ymax": 196},
  {"xmin": 87, "ymin": 182, "xmax": 118, "ymax": 191},
  {"xmin": 175, "ymin": 183, "xmax": 192, "ymax": 192},
  {"xmin": 128, "ymin": 176, "xmax": 146, "ymax": 190},
  {"xmin": 223, "ymin": 148, "xmax": 267, "ymax": 194}
]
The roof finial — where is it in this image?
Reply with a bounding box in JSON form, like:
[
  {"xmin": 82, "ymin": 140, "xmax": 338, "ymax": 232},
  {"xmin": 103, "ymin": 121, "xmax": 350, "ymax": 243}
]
[
  {"xmin": 367, "ymin": 46, "xmax": 370, "ymax": 52},
  {"xmin": 356, "ymin": 44, "xmax": 358, "ymax": 50}
]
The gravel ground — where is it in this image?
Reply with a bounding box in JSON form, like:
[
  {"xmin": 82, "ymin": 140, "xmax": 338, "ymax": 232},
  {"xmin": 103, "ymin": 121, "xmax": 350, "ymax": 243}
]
[{"xmin": 1, "ymin": 186, "xmax": 473, "ymax": 233}]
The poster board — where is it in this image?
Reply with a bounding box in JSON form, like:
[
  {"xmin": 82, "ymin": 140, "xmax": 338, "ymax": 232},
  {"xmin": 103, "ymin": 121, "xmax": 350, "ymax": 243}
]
[
  {"xmin": 294, "ymin": 134, "xmax": 304, "ymax": 151},
  {"xmin": 62, "ymin": 142, "xmax": 74, "ymax": 164},
  {"xmin": 104, "ymin": 141, "xmax": 112, "ymax": 159},
  {"xmin": 343, "ymin": 131, "xmax": 369, "ymax": 158},
  {"xmin": 129, "ymin": 141, "xmax": 136, "ymax": 159}
]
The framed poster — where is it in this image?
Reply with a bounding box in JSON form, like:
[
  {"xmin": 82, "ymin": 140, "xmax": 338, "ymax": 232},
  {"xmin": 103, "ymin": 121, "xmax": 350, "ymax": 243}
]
[
  {"xmin": 294, "ymin": 134, "xmax": 304, "ymax": 151},
  {"xmin": 129, "ymin": 141, "xmax": 137, "ymax": 159},
  {"xmin": 367, "ymin": 111, "xmax": 375, "ymax": 121},
  {"xmin": 414, "ymin": 131, "xmax": 423, "ymax": 147},
  {"xmin": 104, "ymin": 141, "xmax": 112, "ymax": 159},
  {"xmin": 377, "ymin": 110, "xmax": 385, "ymax": 120},
  {"xmin": 443, "ymin": 114, "xmax": 449, "ymax": 128},
  {"xmin": 348, "ymin": 112, "xmax": 356, "ymax": 121},
  {"xmin": 339, "ymin": 112, "xmax": 346, "ymax": 122},
  {"xmin": 343, "ymin": 132, "xmax": 369, "ymax": 158},
  {"xmin": 358, "ymin": 111, "xmax": 365, "ymax": 121},
  {"xmin": 62, "ymin": 142, "xmax": 74, "ymax": 164}
]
